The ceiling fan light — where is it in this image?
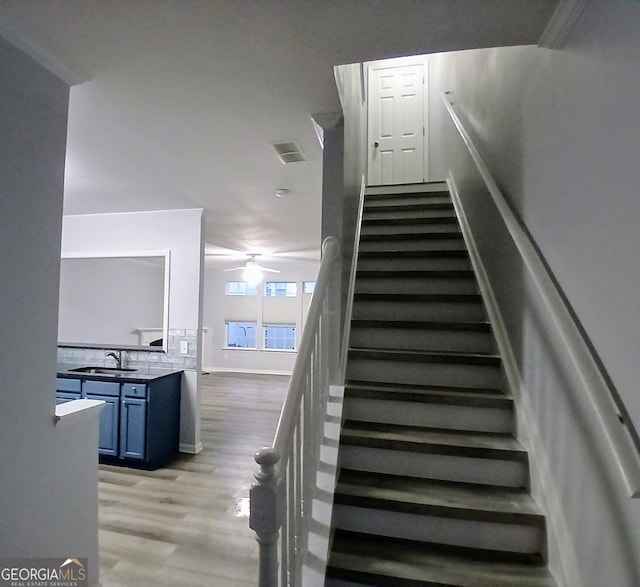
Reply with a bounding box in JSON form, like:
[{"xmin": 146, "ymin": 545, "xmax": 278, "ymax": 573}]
[{"xmin": 243, "ymin": 263, "xmax": 263, "ymax": 286}]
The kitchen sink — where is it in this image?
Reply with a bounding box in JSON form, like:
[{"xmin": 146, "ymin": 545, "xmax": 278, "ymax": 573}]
[{"xmin": 70, "ymin": 366, "xmax": 138, "ymax": 375}]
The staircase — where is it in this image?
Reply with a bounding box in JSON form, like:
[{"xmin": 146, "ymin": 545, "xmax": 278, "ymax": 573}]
[{"xmin": 325, "ymin": 184, "xmax": 557, "ymax": 586}]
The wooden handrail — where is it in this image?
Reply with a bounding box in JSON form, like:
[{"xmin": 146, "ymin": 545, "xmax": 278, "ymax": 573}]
[{"xmin": 441, "ymin": 91, "xmax": 640, "ymax": 497}]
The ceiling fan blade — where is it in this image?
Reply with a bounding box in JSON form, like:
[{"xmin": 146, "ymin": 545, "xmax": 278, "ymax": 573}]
[{"xmin": 223, "ymin": 266, "xmax": 245, "ymax": 272}]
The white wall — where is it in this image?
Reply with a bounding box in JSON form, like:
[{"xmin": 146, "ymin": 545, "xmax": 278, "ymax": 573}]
[
  {"xmin": 426, "ymin": 2, "xmax": 640, "ymax": 584},
  {"xmin": 0, "ymin": 35, "xmax": 101, "ymax": 586},
  {"xmin": 203, "ymin": 263, "xmax": 319, "ymax": 373},
  {"xmin": 62, "ymin": 209, "xmax": 205, "ymax": 453}
]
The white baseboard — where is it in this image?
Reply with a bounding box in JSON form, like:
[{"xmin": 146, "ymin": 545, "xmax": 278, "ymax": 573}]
[
  {"xmin": 206, "ymin": 367, "xmax": 292, "ymax": 376},
  {"xmin": 179, "ymin": 441, "xmax": 203, "ymax": 454}
]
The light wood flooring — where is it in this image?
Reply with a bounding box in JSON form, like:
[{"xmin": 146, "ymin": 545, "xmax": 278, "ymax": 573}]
[{"xmin": 98, "ymin": 372, "xmax": 289, "ymax": 587}]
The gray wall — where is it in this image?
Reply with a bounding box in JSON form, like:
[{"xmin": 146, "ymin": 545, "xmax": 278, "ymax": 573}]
[
  {"xmin": 0, "ymin": 36, "xmax": 100, "ymax": 583},
  {"xmin": 427, "ymin": 2, "xmax": 640, "ymax": 584}
]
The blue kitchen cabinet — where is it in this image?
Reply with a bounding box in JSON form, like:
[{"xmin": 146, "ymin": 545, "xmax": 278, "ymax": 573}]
[
  {"xmin": 56, "ymin": 371, "xmax": 181, "ymax": 469},
  {"xmin": 84, "ymin": 380, "xmax": 120, "ymax": 457},
  {"xmin": 56, "ymin": 377, "xmax": 81, "ymax": 404},
  {"xmin": 120, "ymin": 382, "xmax": 147, "ymax": 460}
]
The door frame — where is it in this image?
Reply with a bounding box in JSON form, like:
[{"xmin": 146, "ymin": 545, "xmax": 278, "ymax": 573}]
[{"xmin": 365, "ymin": 55, "xmax": 430, "ymax": 185}]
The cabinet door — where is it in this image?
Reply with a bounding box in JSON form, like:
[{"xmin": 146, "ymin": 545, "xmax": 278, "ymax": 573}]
[
  {"xmin": 56, "ymin": 392, "xmax": 81, "ymax": 405},
  {"xmin": 120, "ymin": 398, "xmax": 147, "ymax": 460},
  {"xmin": 86, "ymin": 394, "xmax": 119, "ymax": 456}
]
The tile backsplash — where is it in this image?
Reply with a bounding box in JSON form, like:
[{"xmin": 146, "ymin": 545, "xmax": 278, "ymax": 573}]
[{"xmin": 57, "ymin": 328, "xmax": 198, "ymax": 375}]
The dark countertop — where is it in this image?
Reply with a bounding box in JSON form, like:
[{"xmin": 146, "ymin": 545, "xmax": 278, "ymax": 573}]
[{"xmin": 57, "ymin": 363, "xmax": 183, "ymax": 383}]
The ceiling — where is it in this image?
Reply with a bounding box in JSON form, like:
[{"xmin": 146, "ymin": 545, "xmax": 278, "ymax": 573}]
[{"xmin": 0, "ymin": 0, "xmax": 558, "ymax": 268}]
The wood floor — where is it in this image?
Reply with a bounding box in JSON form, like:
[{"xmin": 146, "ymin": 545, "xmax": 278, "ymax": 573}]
[{"xmin": 98, "ymin": 372, "xmax": 289, "ymax": 587}]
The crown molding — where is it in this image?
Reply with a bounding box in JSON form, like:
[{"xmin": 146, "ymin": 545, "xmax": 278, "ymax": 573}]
[
  {"xmin": 538, "ymin": 0, "xmax": 589, "ymax": 50},
  {"xmin": 0, "ymin": 7, "xmax": 89, "ymax": 86}
]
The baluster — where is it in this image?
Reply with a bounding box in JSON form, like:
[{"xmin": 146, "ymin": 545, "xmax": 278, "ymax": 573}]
[{"xmin": 250, "ymin": 448, "xmax": 281, "ymax": 587}]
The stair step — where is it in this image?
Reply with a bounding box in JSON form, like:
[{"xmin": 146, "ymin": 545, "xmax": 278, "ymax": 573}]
[
  {"xmin": 361, "ymin": 225, "xmax": 461, "ymax": 238},
  {"xmin": 343, "ymin": 385, "xmax": 512, "ymax": 432},
  {"xmin": 362, "ymin": 215, "xmax": 458, "ymax": 226},
  {"xmin": 354, "ymin": 278, "xmax": 477, "ymax": 295},
  {"xmin": 340, "ymin": 420, "xmax": 525, "ymax": 462},
  {"xmin": 354, "ymin": 293, "xmax": 482, "ymax": 303},
  {"xmin": 356, "ymin": 269, "xmax": 474, "ymax": 279},
  {"xmin": 364, "ymin": 201, "xmax": 454, "ymax": 214},
  {"xmin": 357, "ymin": 249, "xmax": 471, "ymax": 271},
  {"xmin": 347, "ymin": 348, "xmax": 502, "ymax": 389},
  {"xmin": 360, "ymin": 230, "xmax": 463, "ymax": 241},
  {"xmin": 358, "ymin": 249, "xmax": 468, "ymax": 259},
  {"xmin": 338, "ymin": 420, "xmax": 528, "ymax": 486},
  {"xmin": 346, "ymin": 380, "xmax": 507, "ymax": 402},
  {"xmin": 332, "ymin": 470, "xmax": 544, "ymax": 553},
  {"xmin": 335, "ymin": 469, "xmax": 542, "ymax": 524},
  {"xmin": 326, "ymin": 530, "xmax": 557, "ymax": 587},
  {"xmin": 349, "ymin": 348, "xmax": 501, "ymax": 367},
  {"xmin": 352, "ymin": 293, "xmax": 487, "ymax": 322},
  {"xmin": 346, "ymin": 379, "xmax": 508, "ymax": 404},
  {"xmin": 350, "ymin": 319, "xmax": 490, "ymax": 332}
]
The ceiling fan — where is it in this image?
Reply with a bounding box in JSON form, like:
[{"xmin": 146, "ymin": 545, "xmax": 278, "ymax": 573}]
[{"xmin": 223, "ymin": 254, "xmax": 280, "ymax": 285}]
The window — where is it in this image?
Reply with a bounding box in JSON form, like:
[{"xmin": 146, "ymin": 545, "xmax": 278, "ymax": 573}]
[
  {"xmin": 226, "ymin": 281, "xmax": 258, "ymax": 296},
  {"xmin": 264, "ymin": 325, "xmax": 296, "ymax": 350},
  {"xmin": 226, "ymin": 322, "xmax": 256, "ymax": 348},
  {"xmin": 303, "ymin": 281, "xmax": 316, "ymax": 294},
  {"xmin": 265, "ymin": 281, "xmax": 297, "ymax": 297}
]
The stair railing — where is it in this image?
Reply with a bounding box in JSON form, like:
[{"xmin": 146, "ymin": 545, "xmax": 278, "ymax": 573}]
[
  {"xmin": 250, "ymin": 236, "xmax": 340, "ymax": 586},
  {"xmin": 442, "ymin": 91, "xmax": 640, "ymax": 498}
]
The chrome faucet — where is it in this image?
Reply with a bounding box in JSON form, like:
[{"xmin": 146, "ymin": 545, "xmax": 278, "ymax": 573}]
[{"xmin": 105, "ymin": 350, "xmax": 123, "ymax": 369}]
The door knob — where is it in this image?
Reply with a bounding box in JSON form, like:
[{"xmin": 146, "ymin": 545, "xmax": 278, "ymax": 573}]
[{"xmin": 374, "ymin": 141, "xmax": 379, "ymax": 148}]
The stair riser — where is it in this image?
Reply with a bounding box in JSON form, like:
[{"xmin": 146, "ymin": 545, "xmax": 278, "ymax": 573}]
[
  {"xmin": 352, "ymin": 301, "xmax": 486, "ymax": 322},
  {"xmin": 332, "ymin": 505, "xmax": 543, "ymax": 554},
  {"xmin": 347, "ymin": 359, "xmax": 503, "ymax": 390},
  {"xmin": 359, "ymin": 239, "xmax": 467, "ymax": 252},
  {"xmin": 363, "ymin": 209, "xmax": 454, "ymax": 221},
  {"xmin": 339, "ymin": 446, "xmax": 528, "ymax": 487},
  {"xmin": 366, "ymin": 197, "xmax": 451, "ymax": 207},
  {"xmin": 343, "ymin": 398, "xmax": 513, "ymax": 433},
  {"xmin": 357, "ymin": 257, "xmax": 471, "ymax": 271},
  {"xmin": 349, "ymin": 327, "xmax": 494, "ymax": 354},
  {"xmin": 361, "ymin": 224, "xmax": 460, "ymax": 236},
  {"xmin": 355, "ymin": 278, "xmax": 477, "ymax": 295}
]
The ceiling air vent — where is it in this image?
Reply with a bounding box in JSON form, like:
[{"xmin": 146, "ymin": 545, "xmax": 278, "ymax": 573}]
[{"xmin": 270, "ymin": 140, "xmax": 306, "ymax": 164}]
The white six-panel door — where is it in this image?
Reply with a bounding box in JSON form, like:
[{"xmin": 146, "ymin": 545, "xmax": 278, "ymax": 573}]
[{"xmin": 367, "ymin": 57, "xmax": 428, "ymax": 186}]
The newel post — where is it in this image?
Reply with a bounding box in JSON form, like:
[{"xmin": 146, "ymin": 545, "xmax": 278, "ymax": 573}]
[{"xmin": 250, "ymin": 447, "xmax": 281, "ymax": 587}]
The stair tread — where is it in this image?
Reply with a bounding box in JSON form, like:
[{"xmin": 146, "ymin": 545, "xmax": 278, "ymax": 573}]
[
  {"xmin": 356, "ymin": 269, "xmax": 475, "ymax": 279},
  {"xmin": 335, "ymin": 469, "xmax": 543, "ymax": 524},
  {"xmin": 365, "ymin": 190, "xmax": 451, "ymax": 199},
  {"xmin": 327, "ymin": 530, "xmax": 556, "ymax": 587},
  {"xmin": 362, "ymin": 216, "xmax": 458, "ymax": 225},
  {"xmin": 364, "ymin": 203, "xmax": 454, "ymax": 212},
  {"xmin": 354, "ymin": 292, "xmax": 482, "ymax": 303},
  {"xmin": 349, "ymin": 347, "xmax": 501, "ymax": 366},
  {"xmin": 347, "ymin": 379, "xmax": 504, "ymax": 396},
  {"xmin": 361, "ymin": 231, "xmax": 463, "ymax": 241},
  {"xmin": 345, "ymin": 380, "xmax": 511, "ymax": 407},
  {"xmin": 341, "ymin": 420, "xmax": 527, "ymax": 460},
  {"xmin": 359, "ymin": 249, "xmax": 469, "ymax": 258},
  {"xmin": 350, "ymin": 319, "xmax": 490, "ymax": 332}
]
